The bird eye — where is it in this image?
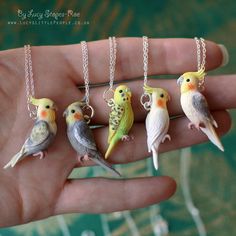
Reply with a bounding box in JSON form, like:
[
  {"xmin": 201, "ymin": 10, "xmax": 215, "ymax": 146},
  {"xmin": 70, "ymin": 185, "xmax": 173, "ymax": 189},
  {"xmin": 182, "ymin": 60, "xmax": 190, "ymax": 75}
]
[
  {"xmin": 119, "ymin": 90, "xmax": 123, "ymax": 93},
  {"xmin": 160, "ymin": 94, "xmax": 164, "ymax": 98},
  {"xmin": 186, "ymin": 79, "xmax": 190, "ymax": 82},
  {"xmin": 71, "ymin": 109, "xmax": 75, "ymax": 113},
  {"xmin": 45, "ymin": 105, "xmax": 50, "ymax": 109}
]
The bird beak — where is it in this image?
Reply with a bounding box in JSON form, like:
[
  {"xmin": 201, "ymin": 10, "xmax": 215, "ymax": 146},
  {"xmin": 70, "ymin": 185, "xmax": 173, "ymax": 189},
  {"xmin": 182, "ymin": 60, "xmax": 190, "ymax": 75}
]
[
  {"xmin": 125, "ymin": 88, "xmax": 132, "ymax": 97},
  {"xmin": 177, "ymin": 76, "xmax": 183, "ymax": 86}
]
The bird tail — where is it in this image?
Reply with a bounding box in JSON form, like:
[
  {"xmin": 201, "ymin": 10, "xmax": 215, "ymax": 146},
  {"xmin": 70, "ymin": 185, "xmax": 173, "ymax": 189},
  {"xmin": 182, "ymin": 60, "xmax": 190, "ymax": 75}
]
[
  {"xmin": 200, "ymin": 122, "xmax": 224, "ymax": 152},
  {"xmin": 3, "ymin": 147, "xmax": 26, "ymax": 169},
  {"xmin": 151, "ymin": 146, "xmax": 159, "ymax": 170},
  {"xmin": 93, "ymin": 154, "xmax": 121, "ymax": 177},
  {"xmin": 105, "ymin": 136, "xmax": 120, "ymax": 159}
]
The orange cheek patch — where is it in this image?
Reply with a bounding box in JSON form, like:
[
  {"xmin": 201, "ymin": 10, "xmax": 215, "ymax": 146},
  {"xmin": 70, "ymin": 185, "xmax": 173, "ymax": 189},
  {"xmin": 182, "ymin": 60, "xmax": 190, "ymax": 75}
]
[
  {"xmin": 74, "ymin": 113, "xmax": 82, "ymax": 120},
  {"xmin": 156, "ymin": 99, "xmax": 164, "ymax": 108},
  {"xmin": 188, "ymin": 83, "xmax": 195, "ymax": 90},
  {"xmin": 41, "ymin": 110, "xmax": 47, "ymax": 118}
]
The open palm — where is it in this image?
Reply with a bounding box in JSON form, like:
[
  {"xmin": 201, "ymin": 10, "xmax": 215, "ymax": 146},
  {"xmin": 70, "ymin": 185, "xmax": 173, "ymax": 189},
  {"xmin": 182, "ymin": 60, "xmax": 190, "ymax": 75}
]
[{"xmin": 0, "ymin": 38, "xmax": 235, "ymax": 227}]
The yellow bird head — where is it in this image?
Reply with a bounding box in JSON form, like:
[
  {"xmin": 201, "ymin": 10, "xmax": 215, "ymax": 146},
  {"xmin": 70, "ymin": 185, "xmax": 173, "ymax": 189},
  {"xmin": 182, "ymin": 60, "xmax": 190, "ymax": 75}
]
[
  {"xmin": 177, "ymin": 69, "xmax": 206, "ymax": 94},
  {"xmin": 30, "ymin": 96, "xmax": 57, "ymax": 122},
  {"xmin": 144, "ymin": 84, "xmax": 170, "ymax": 109},
  {"xmin": 114, "ymin": 85, "xmax": 132, "ymax": 105},
  {"xmin": 63, "ymin": 101, "xmax": 84, "ymax": 125}
]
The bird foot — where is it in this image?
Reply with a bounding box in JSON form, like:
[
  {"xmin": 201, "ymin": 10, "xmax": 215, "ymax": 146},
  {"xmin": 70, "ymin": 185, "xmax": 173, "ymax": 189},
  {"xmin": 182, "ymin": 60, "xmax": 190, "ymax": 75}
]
[
  {"xmin": 188, "ymin": 122, "xmax": 200, "ymax": 130},
  {"xmin": 161, "ymin": 134, "xmax": 171, "ymax": 143},
  {"xmin": 121, "ymin": 135, "xmax": 134, "ymax": 142},
  {"xmin": 78, "ymin": 154, "xmax": 90, "ymax": 163},
  {"xmin": 188, "ymin": 122, "xmax": 204, "ymax": 130},
  {"xmin": 33, "ymin": 151, "xmax": 45, "ymax": 159}
]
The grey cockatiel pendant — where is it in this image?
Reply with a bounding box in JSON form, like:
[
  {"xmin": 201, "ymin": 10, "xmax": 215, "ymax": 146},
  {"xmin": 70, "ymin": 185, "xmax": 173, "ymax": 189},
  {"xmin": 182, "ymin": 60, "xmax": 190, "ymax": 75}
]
[
  {"xmin": 64, "ymin": 101, "xmax": 121, "ymax": 177},
  {"xmin": 4, "ymin": 97, "xmax": 57, "ymax": 169},
  {"xmin": 177, "ymin": 69, "xmax": 224, "ymax": 151}
]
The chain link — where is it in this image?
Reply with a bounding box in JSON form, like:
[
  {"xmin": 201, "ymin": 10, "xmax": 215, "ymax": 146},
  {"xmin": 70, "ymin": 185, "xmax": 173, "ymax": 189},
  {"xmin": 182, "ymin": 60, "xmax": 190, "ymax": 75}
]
[
  {"xmin": 103, "ymin": 36, "xmax": 117, "ymax": 102},
  {"xmin": 200, "ymin": 37, "xmax": 206, "ymax": 71},
  {"xmin": 140, "ymin": 36, "xmax": 151, "ymax": 110},
  {"xmin": 81, "ymin": 41, "xmax": 94, "ymax": 122},
  {"xmin": 81, "ymin": 41, "xmax": 90, "ymax": 105},
  {"xmin": 194, "ymin": 37, "xmax": 206, "ymax": 71},
  {"xmin": 109, "ymin": 36, "xmax": 117, "ymax": 90},
  {"xmin": 194, "ymin": 37, "xmax": 201, "ymax": 70},
  {"xmin": 143, "ymin": 36, "xmax": 149, "ymax": 85},
  {"xmin": 194, "ymin": 37, "xmax": 206, "ymax": 89},
  {"xmin": 24, "ymin": 45, "xmax": 37, "ymax": 119}
]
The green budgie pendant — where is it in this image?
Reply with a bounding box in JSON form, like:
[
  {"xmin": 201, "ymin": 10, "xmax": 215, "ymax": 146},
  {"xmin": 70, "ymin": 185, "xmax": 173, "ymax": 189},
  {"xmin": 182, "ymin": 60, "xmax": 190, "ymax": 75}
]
[{"xmin": 105, "ymin": 84, "xmax": 134, "ymax": 159}]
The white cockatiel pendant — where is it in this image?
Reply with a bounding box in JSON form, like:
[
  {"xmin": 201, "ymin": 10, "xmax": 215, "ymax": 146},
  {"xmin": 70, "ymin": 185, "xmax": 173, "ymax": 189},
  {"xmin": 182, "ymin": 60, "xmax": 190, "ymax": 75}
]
[
  {"xmin": 144, "ymin": 85, "xmax": 171, "ymax": 170},
  {"xmin": 177, "ymin": 69, "xmax": 224, "ymax": 151}
]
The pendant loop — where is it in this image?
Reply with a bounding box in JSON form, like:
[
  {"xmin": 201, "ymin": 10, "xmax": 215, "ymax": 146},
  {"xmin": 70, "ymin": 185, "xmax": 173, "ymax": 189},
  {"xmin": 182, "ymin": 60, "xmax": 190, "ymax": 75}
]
[
  {"xmin": 81, "ymin": 104, "xmax": 94, "ymax": 124},
  {"xmin": 103, "ymin": 88, "xmax": 114, "ymax": 104},
  {"xmin": 140, "ymin": 93, "xmax": 151, "ymax": 111}
]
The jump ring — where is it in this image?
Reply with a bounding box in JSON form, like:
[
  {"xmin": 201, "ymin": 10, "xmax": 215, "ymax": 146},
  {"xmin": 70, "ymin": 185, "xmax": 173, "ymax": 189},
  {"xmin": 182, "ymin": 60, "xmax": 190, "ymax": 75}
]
[
  {"xmin": 140, "ymin": 93, "xmax": 151, "ymax": 111},
  {"xmin": 103, "ymin": 88, "xmax": 114, "ymax": 103},
  {"xmin": 82, "ymin": 104, "xmax": 94, "ymax": 124}
]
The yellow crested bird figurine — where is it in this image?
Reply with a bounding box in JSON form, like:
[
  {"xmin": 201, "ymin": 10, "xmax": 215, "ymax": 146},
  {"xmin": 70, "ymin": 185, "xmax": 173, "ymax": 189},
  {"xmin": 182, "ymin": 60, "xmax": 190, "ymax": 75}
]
[
  {"xmin": 4, "ymin": 97, "xmax": 57, "ymax": 169},
  {"xmin": 64, "ymin": 101, "xmax": 121, "ymax": 177},
  {"xmin": 144, "ymin": 85, "xmax": 171, "ymax": 170},
  {"xmin": 177, "ymin": 69, "xmax": 224, "ymax": 151},
  {"xmin": 105, "ymin": 85, "xmax": 134, "ymax": 159}
]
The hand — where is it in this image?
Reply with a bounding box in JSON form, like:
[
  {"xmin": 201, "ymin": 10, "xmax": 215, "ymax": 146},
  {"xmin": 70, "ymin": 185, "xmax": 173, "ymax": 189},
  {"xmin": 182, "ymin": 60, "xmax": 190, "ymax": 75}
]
[{"xmin": 0, "ymin": 38, "xmax": 234, "ymax": 227}]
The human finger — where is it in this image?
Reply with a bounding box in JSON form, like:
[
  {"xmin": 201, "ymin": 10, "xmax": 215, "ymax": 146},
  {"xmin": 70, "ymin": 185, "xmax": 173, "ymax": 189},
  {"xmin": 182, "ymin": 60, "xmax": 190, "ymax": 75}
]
[{"xmin": 54, "ymin": 176, "xmax": 176, "ymax": 214}]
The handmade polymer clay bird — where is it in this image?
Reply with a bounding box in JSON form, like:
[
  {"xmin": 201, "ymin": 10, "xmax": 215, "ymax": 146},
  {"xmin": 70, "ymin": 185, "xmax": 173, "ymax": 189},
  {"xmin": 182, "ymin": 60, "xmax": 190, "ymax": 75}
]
[
  {"xmin": 105, "ymin": 85, "xmax": 134, "ymax": 159},
  {"xmin": 64, "ymin": 101, "xmax": 121, "ymax": 177},
  {"xmin": 4, "ymin": 97, "xmax": 57, "ymax": 169},
  {"xmin": 177, "ymin": 69, "xmax": 224, "ymax": 151},
  {"xmin": 144, "ymin": 85, "xmax": 171, "ymax": 170}
]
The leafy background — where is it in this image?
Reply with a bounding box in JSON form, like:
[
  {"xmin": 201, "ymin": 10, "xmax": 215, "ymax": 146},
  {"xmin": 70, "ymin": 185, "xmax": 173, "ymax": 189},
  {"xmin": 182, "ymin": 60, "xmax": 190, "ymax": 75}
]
[{"xmin": 0, "ymin": 0, "xmax": 235, "ymax": 235}]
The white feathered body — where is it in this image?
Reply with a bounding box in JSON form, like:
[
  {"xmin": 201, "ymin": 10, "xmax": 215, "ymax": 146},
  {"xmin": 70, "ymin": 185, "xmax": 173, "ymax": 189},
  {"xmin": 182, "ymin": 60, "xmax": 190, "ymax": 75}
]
[
  {"xmin": 146, "ymin": 106, "xmax": 170, "ymax": 170},
  {"xmin": 181, "ymin": 91, "xmax": 205, "ymax": 125}
]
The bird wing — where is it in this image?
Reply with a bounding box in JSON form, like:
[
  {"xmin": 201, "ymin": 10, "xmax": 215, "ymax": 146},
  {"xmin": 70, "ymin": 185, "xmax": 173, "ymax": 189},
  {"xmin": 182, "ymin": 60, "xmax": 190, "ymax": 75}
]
[
  {"xmin": 108, "ymin": 102, "xmax": 124, "ymax": 143},
  {"xmin": 25, "ymin": 120, "xmax": 51, "ymax": 148},
  {"xmin": 73, "ymin": 121, "xmax": 97, "ymax": 151},
  {"xmin": 146, "ymin": 109, "xmax": 169, "ymax": 151},
  {"xmin": 192, "ymin": 92, "xmax": 216, "ymax": 125}
]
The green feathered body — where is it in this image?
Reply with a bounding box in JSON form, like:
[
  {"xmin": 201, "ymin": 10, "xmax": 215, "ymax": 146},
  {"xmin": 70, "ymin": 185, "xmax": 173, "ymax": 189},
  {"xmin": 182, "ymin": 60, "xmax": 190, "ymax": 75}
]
[{"xmin": 105, "ymin": 99, "xmax": 134, "ymax": 159}]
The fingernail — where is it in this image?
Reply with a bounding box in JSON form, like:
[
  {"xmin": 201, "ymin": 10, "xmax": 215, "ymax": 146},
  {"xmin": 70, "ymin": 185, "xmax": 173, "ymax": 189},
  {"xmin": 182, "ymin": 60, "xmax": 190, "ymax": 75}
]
[{"xmin": 218, "ymin": 44, "xmax": 229, "ymax": 67}]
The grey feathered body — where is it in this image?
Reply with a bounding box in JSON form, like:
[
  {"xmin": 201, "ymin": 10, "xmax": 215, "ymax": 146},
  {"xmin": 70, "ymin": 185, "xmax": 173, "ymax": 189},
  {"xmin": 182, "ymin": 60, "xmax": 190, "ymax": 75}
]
[
  {"xmin": 67, "ymin": 120, "xmax": 121, "ymax": 176},
  {"xmin": 67, "ymin": 121, "xmax": 99, "ymax": 157},
  {"xmin": 4, "ymin": 120, "xmax": 56, "ymax": 168},
  {"xmin": 24, "ymin": 121, "xmax": 55, "ymax": 156}
]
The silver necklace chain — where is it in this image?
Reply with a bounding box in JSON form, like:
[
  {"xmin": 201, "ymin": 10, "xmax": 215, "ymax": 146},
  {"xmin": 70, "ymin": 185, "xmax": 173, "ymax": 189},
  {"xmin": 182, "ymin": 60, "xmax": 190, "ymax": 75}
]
[
  {"xmin": 194, "ymin": 37, "xmax": 206, "ymax": 88},
  {"xmin": 140, "ymin": 36, "xmax": 151, "ymax": 110},
  {"xmin": 81, "ymin": 41, "xmax": 90, "ymax": 105},
  {"xmin": 80, "ymin": 41, "xmax": 94, "ymax": 122},
  {"xmin": 109, "ymin": 36, "xmax": 117, "ymax": 90},
  {"xmin": 194, "ymin": 37, "xmax": 206, "ymax": 71},
  {"xmin": 103, "ymin": 36, "xmax": 117, "ymax": 103},
  {"xmin": 24, "ymin": 45, "xmax": 37, "ymax": 119},
  {"xmin": 143, "ymin": 36, "xmax": 149, "ymax": 85}
]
